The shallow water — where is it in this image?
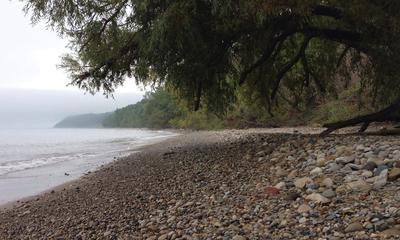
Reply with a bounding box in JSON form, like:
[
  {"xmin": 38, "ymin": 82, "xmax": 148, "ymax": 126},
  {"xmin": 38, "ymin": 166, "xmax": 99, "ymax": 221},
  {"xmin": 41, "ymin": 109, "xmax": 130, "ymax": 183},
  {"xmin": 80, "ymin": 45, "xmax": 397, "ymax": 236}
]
[{"xmin": 0, "ymin": 128, "xmax": 177, "ymax": 204}]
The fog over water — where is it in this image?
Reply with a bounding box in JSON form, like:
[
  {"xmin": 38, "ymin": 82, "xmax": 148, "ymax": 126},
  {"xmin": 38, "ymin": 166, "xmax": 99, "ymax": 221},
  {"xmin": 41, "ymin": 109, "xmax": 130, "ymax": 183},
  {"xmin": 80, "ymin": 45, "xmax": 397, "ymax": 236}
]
[{"xmin": 0, "ymin": 89, "xmax": 142, "ymax": 129}]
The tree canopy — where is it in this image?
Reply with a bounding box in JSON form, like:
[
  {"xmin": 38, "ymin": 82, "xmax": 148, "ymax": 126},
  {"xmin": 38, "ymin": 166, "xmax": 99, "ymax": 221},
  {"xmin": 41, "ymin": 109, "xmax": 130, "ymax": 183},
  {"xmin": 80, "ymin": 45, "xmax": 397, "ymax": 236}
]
[{"xmin": 21, "ymin": 0, "xmax": 400, "ymax": 130}]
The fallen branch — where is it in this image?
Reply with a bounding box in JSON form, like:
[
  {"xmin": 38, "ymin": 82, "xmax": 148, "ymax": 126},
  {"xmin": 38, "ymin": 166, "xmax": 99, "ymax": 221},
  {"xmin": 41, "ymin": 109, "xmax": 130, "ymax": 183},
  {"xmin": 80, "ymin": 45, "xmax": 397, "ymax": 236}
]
[{"xmin": 320, "ymin": 98, "xmax": 400, "ymax": 135}]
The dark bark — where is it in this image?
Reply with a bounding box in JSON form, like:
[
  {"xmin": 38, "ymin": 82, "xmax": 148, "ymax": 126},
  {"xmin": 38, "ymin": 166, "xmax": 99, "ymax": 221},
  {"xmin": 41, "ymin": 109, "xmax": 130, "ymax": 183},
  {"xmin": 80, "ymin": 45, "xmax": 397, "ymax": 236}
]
[
  {"xmin": 271, "ymin": 36, "xmax": 311, "ymax": 100},
  {"xmin": 320, "ymin": 98, "xmax": 400, "ymax": 135},
  {"xmin": 312, "ymin": 5, "xmax": 344, "ymax": 19},
  {"xmin": 239, "ymin": 40, "xmax": 279, "ymax": 85},
  {"xmin": 194, "ymin": 81, "xmax": 202, "ymax": 111},
  {"xmin": 358, "ymin": 122, "xmax": 370, "ymax": 133}
]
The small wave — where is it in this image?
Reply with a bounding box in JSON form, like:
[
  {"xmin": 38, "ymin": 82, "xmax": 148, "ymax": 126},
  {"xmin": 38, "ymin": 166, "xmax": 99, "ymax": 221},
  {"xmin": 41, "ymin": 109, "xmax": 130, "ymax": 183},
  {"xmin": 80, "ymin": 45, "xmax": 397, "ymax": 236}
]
[
  {"xmin": 0, "ymin": 153, "xmax": 96, "ymax": 176},
  {"xmin": 105, "ymin": 137, "xmax": 138, "ymax": 144}
]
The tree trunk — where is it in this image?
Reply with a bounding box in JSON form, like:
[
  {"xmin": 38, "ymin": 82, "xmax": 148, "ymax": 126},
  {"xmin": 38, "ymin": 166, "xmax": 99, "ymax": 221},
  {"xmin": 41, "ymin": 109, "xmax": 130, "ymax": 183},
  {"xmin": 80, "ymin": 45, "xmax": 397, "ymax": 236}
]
[{"xmin": 320, "ymin": 98, "xmax": 400, "ymax": 135}]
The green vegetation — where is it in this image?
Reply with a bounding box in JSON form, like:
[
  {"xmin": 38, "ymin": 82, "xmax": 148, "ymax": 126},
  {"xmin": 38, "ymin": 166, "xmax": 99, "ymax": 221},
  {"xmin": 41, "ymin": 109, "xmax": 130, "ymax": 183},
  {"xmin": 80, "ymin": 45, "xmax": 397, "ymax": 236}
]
[
  {"xmin": 103, "ymin": 89, "xmax": 180, "ymax": 129},
  {"xmin": 101, "ymin": 85, "xmax": 371, "ymax": 130},
  {"xmin": 22, "ymin": 1, "xmax": 400, "ymax": 131},
  {"xmin": 54, "ymin": 113, "xmax": 111, "ymax": 128},
  {"xmin": 103, "ymin": 88, "xmax": 223, "ymax": 130}
]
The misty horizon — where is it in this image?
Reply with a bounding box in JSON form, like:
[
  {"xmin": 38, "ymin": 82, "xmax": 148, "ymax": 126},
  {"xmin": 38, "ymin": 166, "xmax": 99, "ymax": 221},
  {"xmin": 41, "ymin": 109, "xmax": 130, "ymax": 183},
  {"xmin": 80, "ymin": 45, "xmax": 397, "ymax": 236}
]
[
  {"xmin": 0, "ymin": 88, "xmax": 143, "ymax": 129},
  {"xmin": 0, "ymin": 1, "xmax": 145, "ymax": 129}
]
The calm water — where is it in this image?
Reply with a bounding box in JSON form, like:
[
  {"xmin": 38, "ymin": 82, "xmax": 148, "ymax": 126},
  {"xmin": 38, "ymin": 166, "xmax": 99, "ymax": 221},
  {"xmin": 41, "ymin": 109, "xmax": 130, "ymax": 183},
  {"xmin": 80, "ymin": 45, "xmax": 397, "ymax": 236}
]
[
  {"xmin": 0, "ymin": 128, "xmax": 175, "ymax": 176},
  {"xmin": 0, "ymin": 128, "xmax": 177, "ymax": 204}
]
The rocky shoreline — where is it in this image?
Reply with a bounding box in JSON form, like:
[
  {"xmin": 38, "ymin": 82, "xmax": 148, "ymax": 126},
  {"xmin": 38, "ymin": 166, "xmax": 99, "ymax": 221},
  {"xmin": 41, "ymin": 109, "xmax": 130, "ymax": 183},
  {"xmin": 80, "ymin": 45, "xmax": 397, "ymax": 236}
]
[{"xmin": 1, "ymin": 129, "xmax": 400, "ymax": 239}]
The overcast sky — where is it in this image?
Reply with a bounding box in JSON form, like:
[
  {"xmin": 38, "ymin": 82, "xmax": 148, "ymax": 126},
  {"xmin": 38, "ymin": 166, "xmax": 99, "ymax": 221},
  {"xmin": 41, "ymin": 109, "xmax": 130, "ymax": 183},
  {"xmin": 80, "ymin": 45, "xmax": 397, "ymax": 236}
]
[{"xmin": 0, "ymin": 1, "xmax": 144, "ymax": 128}]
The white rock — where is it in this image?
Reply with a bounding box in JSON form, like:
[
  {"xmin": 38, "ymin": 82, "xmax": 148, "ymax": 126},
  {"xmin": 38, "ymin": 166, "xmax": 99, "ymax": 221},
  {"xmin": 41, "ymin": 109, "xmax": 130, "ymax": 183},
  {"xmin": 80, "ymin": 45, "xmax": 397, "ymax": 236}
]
[
  {"xmin": 274, "ymin": 181, "xmax": 286, "ymax": 189},
  {"xmin": 287, "ymin": 155, "xmax": 295, "ymax": 161},
  {"xmin": 294, "ymin": 177, "xmax": 313, "ymax": 189},
  {"xmin": 310, "ymin": 167, "xmax": 323, "ymax": 175},
  {"xmin": 299, "ymin": 217, "xmax": 307, "ymax": 224},
  {"xmin": 321, "ymin": 178, "xmax": 334, "ymax": 188},
  {"xmin": 305, "ymin": 193, "xmax": 330, "ymax": 204},
  {"xmin": 373, "ymin": 169, "xmax": 388, "ymax": 189}
]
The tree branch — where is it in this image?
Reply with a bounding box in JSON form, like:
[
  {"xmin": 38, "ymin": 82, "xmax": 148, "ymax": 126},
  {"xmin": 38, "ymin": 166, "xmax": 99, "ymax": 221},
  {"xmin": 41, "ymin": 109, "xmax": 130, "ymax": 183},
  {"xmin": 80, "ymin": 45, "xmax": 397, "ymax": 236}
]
[
  {"xmin": 311, "ymin": 5, "xmax": 343, "ymax": 19},
  {"xmin": 336, "ymin": 46, "xmax": 350, "ymax": 67},
  {"xmin": 271, "ymin": 36, "xmax": 312, "ymax": 100},
  {"xmin": 301, "ymin": 27, "xmax": 370, "ymax": 53},
  {"xmin": 79, "ymin": 0, "xmax": 129, "ymax": 53},
  {"xmin": 239, "ymin": 40, "xmax": 279, "ymax": 85}
]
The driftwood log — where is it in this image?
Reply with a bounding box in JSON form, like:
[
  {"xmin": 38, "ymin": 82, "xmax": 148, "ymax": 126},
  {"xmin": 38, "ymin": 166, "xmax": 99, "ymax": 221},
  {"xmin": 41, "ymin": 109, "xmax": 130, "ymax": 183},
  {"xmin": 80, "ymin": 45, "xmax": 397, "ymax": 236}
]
[{"xmin": 320, "ymin": 98, "xmax": 400, "ymax": 136}]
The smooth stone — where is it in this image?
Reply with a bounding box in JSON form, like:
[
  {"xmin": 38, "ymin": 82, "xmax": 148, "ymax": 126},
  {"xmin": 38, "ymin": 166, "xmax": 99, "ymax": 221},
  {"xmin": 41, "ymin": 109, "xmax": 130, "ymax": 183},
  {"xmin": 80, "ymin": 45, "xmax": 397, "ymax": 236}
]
[
  {"xmin": 380, "ymin": 228, "xmax": 400, "ymax": 237},
  {"xmin": 299, "ymin": 217, "xmax": 307, "ymax": 224},
  {"xmin": 158, "ymin": 234, "xmax": 169, "ymax": 240},
  {"xmin": 374, "ymin": 220, "xmax": 389, "ymax": 231},
  {"xmin": 344, "ymin": 174, "xmax": 361, "ymax": 183},
  {"xmin": 373, "ymin": 169, "xmax": 388, "ymax": 189},
  {"xmin": 363, "ymin": 161, "xmax": 377, "ymax": 171},
  {"xmin": 306, "ymin": 182, "xmax": 319, "ymax": 190},
  {"xmin": 285, "ymin": 191, "xmax": 301, "ymax": 201},
  {"xmin": 378, "ymin": 151, "xmax": 389, "ymax": 158},
  {"xmin": 321, "ymin": 178, "xmax": 334, "ymax": 188},
  {"xmin": 374, "ymin": 165, "xmax": 388, "ymax": 176},
  {"xmin": 336, "ymin": 146, "xmax": 353, "ymax": 156},
  {"xmin": 316, "ymin": 158, "xmax": 326, "ymax": 167},
  {"xmin": 305, "ymin": 193, "xmax": 330, "ymax": 204},
  {"xmin": 274, "ymin": 181, "xmax": 286, "ymax": 189},
  {"xmin": 394, "ymin": 162, "xmax": 400, "ymax": 168},
  {"xmin": 347, "ymin": 179, "xmax": 372, "ymax": 192},
  {"xmin": 232, "ymin": 235, "xmax": 246, "ymax": 240},
  {"xmin": 327, "ymin": 162, "xmax": 341, "ymax": 172},
  {"xmin": 335, "ymin": 156, "xmax": 355, "ymax": 165},
  {"xmin": 356, "ymin": 145, "xmax": 365, "ymax": 151},
  {"xmin": 361, "ymin": 170, "xmax": 373, "ymax": 178},
  {"xmin": 347, "ymin": 163, "xmax": 362, "ymax": 171},
  {"xmin": 310, "ymin": 167, "xmax": 323, "ymax": 175},
  {"xmin": 294, "ymin": 177, "xmax": 313, "ymax": 189},
  {"xmin": 274, "ymin": 166, "xmax": 286, "ymax": 177},
  {"xmin": 288, "ymin": 170, "xmax": 298, "ymax": 179},
  {"xmin": 341, "ymin": 164, "xmax": 353, "ymax": 173},
  {"xmin": 388, "ymin": 168, "xmax": 400, "ymax": 181},
  {"xmin": 364, "ymin": 151, "xmax": 375, "ymax": 159},
  {"xmin": 345, "ymin": 222, "xmax": 364, "ymax": 233},
  {"xmin": 335, "ymin": 184, "xmax": 348, "ymax": 195},
  {"xmin": 322, "ymin": 189, "xmax": 336, "ymax": 198},
  {"xmin": 297, "ymin": 204, "xmax": 312, "ymax": 213}
]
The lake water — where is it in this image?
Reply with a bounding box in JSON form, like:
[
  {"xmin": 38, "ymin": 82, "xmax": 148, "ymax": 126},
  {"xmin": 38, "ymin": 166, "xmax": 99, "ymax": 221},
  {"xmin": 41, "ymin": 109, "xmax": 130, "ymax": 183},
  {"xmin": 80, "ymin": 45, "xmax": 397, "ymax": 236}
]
[{"xmin": 0, "ymin": 128, "xmax": 177, "ymax": 204}]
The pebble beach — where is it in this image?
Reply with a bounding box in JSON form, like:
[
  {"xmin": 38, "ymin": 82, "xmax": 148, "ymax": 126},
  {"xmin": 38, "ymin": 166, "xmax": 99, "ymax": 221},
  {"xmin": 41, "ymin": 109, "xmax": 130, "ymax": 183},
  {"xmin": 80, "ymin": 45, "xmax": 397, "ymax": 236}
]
[{"xmin": 1, "ymin": 129, "xmax": 400, "ymax": 239}]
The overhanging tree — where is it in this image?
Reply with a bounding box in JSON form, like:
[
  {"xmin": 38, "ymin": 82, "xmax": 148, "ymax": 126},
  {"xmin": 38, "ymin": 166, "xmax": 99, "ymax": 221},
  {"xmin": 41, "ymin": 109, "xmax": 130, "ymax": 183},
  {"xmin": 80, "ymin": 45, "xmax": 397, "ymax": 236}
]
[{"xmin": 21, "ymin": 0, "xmax": 400, "ymax": 133}]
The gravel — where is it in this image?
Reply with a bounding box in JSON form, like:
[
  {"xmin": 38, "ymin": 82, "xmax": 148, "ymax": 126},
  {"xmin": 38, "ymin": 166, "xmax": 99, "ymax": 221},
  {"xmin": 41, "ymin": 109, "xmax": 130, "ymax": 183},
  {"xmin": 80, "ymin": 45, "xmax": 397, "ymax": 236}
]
[{"xmin": 1, "ymin": 128, "xmax": 400, "ymax": 239}]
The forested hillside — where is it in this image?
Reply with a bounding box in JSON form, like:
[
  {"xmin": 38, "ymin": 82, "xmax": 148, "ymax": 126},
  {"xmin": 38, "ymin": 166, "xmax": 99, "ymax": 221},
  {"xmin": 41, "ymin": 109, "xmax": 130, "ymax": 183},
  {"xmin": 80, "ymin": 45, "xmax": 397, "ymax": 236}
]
[
  {"xmin": 54, "ymin": 113, "xmax": 111, "ymax": 128},
  {"xmin": 102, "ymin": 83, "xmax": 372, "ymax": 130},
  {"xmin": 102, "ymin": 89, "xmax": 223, "ymax": 129}
]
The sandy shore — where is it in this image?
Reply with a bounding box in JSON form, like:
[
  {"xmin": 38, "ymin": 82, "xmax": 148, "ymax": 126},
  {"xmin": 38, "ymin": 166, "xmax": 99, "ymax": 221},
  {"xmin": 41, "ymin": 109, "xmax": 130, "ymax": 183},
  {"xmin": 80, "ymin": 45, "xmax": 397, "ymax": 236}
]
[{"xmin": 1, "ymin": 128, "xmax": 400, "ymax": 239}]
